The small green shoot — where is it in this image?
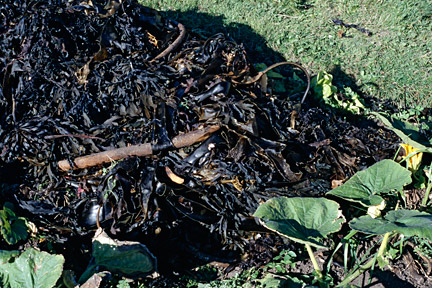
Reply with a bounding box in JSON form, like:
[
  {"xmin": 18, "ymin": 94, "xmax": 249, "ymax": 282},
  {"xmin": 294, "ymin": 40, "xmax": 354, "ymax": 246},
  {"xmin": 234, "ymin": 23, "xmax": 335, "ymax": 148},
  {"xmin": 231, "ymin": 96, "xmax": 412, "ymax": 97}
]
[
  {"xmin": 265, "ymin": 249, "xmax": 296, "ymax": 274},
  {"xmin": 311, "ymin": 71, "xmax": 365, "ymax": 114},
  {"xmin": 423, "ymin": 165, "xmax": 432, "ymax": 206}
]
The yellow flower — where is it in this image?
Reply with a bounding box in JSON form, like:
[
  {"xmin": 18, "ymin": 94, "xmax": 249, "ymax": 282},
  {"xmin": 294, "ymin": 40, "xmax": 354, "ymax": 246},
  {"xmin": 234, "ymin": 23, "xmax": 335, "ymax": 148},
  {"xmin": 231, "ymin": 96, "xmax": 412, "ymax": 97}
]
[
  {"xmin": 400, "ymin": 143, "xmax": 423, "ymax": 172},
  {"xmin": 367, "ymin": 200, "xmax": 386, "ymax": 218}
]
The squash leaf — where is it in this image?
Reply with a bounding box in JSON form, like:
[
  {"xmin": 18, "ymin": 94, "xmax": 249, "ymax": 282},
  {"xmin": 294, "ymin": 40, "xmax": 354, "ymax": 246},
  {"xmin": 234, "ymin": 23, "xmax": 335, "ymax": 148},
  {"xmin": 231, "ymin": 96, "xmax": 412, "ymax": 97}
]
[
  {"xmin": 254, "ymin": 197, "xmax": 344, "ymax": 249},
  {"xmin": 0, "ymin": 251, "xmax": 20, "ymax": 265},
  {"xmin": 79, "ymin": 228, "xmax": 156, "ymax": 283},
  {"xmin": 350, "ymin": 210, "xmax": 432, "ymax": 239},
  {"xmin": 0, "ymin": 204, "xmax": 28, "ymax": 245},
  {"xmin": 327, "ymin": 159, "xmax": 412, "ymax": 207},
  {"xmin": 0, "ymin": 248, "xmax": 64, "ymax": 288},
  {"xmin": 371, "ymin": 112, "xmax": 432, "ymax": 151},
  {"xmin": 257, "ymin": 273, "xmax": 305, "ymax": 288}
]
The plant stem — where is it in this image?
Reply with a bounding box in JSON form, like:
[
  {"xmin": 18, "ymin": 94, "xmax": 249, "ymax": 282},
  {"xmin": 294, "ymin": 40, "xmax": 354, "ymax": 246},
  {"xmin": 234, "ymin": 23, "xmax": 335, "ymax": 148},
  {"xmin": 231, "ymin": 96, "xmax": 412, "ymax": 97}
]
[
  {"xmin": 152, "ymin": 21, "xmax": 186, "ymax": 61},
  {"xmin": 377, "ymin": 232, "xmax": 391, "ymax": 258},
  {"xmin": 422, "ymin": 165, "xmax": 432, "ymax": 206},
  {"xmin": 336, "ymin": 232, "xmax": 391, "ymax": 287},
  {"xmin": 326, "ymin": 230, "xmax": 358, "ymax": 274},
  {"xmin": 306, "ymin": 244, "xmax": 323, "ymax": 279},
  {"xmin": 336, "ymin": 256, "xmax": 375, "ymax": 287},
  {"xmin": 344, "ymin": 241, "xmax": 349, "ymax": 273}
]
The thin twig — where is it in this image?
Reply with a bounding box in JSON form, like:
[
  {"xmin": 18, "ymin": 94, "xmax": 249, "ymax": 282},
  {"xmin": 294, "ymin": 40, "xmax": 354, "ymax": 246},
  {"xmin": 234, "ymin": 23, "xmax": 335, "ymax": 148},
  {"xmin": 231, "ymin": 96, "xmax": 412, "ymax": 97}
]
[{"xmin": 58, "ymin": 125, "xmax": 220, "ymax": 171}]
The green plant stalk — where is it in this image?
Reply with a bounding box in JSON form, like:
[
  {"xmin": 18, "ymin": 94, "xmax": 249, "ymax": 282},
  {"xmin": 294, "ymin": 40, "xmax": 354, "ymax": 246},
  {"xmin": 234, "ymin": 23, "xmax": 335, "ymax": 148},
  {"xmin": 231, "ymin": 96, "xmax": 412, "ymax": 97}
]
[
  {"xmin": 326, "ymin": 230, "xmax": 358, "ymax": 274},
  {"xmin": 336, "ymin": 232, "xmax": 391, "ymax": 287},
  {"xmin": 344, "ymin": 241, "xmax": 349, "ymax": 273},
  {"xmin": 422, "ymin": 165, "xmax": 432, "ymax": 206},
  {"xmin": 336, "ymin": 255, "xmax": 375, "ymax": 287},
  {"xmin": 393, "ymin": 145, "xmax": 402, "ymax": 161},
  {"xmin": 377, "ymin": 232, "xmax": 391, "ymax": 258},
  {"xmin": 306, "ymin": 244, "xmax": 323, "ymax": 279},
  {"xmin": 399, "ymin": 235, "xmax": 405, "ymax": 256}
]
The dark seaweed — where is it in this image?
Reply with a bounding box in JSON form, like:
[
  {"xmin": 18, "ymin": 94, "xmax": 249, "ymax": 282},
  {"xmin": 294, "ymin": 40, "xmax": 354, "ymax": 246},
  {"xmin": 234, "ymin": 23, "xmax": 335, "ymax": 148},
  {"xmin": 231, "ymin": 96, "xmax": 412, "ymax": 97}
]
[
  {"xmin": 0, "ymin": 0, "xmax": 398, "ymax": 279},
  {"xmin": 332, "ymin": 18, "xmax": 373, "ymax": 36}
]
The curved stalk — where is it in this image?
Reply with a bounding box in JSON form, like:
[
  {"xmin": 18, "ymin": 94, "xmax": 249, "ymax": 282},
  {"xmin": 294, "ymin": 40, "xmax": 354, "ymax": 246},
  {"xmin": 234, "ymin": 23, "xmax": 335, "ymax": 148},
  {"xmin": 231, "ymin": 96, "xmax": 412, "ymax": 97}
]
[
  {"xmin": 326, "ymin": 230, "xmax": 358, "ymax": 274},
  {"xmin": 336, "ymin": 255, "xmax": 376, "ymax": 287},
  {"xmin": 336, "ymin": 232, "xmax": 391, "ymax": 287},
  {"xmin": 344, "ymin": 241, "xmax": 349, "ymax": 273},
  {"xmin": 422, "ymin": 165, "xmax": 432, "ymax": 206},
  {"xmin": 306, "ymin": 244, "xmax": 323, "ymax": 279},
  {"xmin": 377, "ymin": 232, "xmax": 391, "ymax": 257}
]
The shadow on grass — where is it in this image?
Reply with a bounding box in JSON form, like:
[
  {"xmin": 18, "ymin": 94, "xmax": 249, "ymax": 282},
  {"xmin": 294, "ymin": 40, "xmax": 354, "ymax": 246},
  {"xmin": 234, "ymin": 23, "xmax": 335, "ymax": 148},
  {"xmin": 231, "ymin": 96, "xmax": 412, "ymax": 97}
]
[
  {"xmin": 325, "ymin": 65, "xmax": 387, "ymax": 116},
  {"xmin": 330, "ymin": 65, "xmax": 383, "ymax": 106},
  {"xmin": 160, "ymin": 8, "xmax": 285, "ymax": 65}
]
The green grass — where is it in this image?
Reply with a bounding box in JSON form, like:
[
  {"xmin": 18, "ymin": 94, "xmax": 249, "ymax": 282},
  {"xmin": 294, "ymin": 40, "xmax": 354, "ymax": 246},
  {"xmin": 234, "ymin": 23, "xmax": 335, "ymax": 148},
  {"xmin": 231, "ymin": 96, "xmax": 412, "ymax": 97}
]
[{"xmin": 144, "ymin": 0, "xmax": 432, "ymax": 108}]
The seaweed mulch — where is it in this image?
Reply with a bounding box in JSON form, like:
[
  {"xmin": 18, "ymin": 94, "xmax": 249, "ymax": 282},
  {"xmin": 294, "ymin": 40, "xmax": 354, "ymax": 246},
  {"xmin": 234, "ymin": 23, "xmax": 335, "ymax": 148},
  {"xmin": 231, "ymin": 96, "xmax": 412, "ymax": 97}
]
[{"xmin": 0, "ymin": 0, "xmax": 429, "ymax": 286}]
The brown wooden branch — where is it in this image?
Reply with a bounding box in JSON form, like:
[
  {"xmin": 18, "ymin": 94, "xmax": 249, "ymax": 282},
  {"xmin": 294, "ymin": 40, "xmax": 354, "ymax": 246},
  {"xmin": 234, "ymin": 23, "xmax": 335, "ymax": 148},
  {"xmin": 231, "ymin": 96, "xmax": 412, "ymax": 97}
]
[{"xmin": 58, "ymin": 125, "xmax": 220, "ymax": 171}]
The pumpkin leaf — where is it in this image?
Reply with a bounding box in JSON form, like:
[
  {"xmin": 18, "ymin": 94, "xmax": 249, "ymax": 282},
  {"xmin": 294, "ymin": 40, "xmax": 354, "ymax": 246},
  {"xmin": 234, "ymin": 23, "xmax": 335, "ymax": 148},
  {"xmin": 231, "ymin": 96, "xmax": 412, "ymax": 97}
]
[
  {"xmin": 0, "ymin": 204, "xmax": 28, "ymax": 245},
  {"xmin": 0, "ymin": 250, "xmax": 20, "ymax": 265},
  {"xmin": 371, "ymin": 112, "xmax": 432, "ymax": 150},
  {"xmin": 254, "ymin": 197, "xmax": 344, "ymax": 249},
  {"xmin": 257, "ymin": 273, "xmax": 305, "ymax": 288},
  {"xmin": 79, "ymin": 228, "xmax": 157, "ymax": 283},
  {"xmin": 327, "ymin": 159, "xmax": 412, "ymax": 207},
  {"xmin": 0, "ymin": 248, "xmax": 64, "ymax": 288},
  {"xmin": 350, "ymin": 210, "xmax": 432, "ymax": 239}
]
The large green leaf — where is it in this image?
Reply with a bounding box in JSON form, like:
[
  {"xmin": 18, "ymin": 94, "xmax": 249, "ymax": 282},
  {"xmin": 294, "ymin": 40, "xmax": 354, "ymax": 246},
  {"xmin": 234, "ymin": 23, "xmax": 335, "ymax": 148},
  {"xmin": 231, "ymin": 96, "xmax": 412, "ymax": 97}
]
[
  {"xmin": 257, "ymin": 273, "xmax": 305, "ymax": 288},
  {"xmin": 0, "ymin": 251, "xmax": 19, "ymax": 265},
  {"xmin": 253, "ymin": 197, "xmax": 344, "ymax": 249},
  {"xmin": 350, "ymin": 210, "xmax": 432, "ymax": 239},
  {"xmin": 79, "ymin": 228, "xmax": 156, "ymax": 283},
  {"xmin": 371, "ymin": 112, "xmax": 432, "ymax": 151},
  {"xmin": 0, "ymin": 248, "xmax": 64, "ymax": 288},
  {"xmin": 0, "ymin": 205, "xmax": 28, "ymax": 245},
  {"xmin": 327, "ymin": 159, "xmax": 412, "ymax": 207}
]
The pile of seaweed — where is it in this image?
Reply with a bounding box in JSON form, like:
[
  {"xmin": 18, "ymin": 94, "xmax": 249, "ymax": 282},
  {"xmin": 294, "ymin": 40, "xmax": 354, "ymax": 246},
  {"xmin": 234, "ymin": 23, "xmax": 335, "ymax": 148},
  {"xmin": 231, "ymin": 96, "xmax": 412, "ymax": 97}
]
[{"xmin": 0, "ymin": 0, "xmax": 399, "ymax": 280}]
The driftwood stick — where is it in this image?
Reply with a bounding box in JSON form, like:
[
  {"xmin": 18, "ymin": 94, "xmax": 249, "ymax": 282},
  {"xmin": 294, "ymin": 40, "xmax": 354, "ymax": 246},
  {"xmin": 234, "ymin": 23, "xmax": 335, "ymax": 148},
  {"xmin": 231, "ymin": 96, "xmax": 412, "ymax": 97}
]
[{"xmin": 58, "ymin": 125, "xmax": 220, "ymax": 171}]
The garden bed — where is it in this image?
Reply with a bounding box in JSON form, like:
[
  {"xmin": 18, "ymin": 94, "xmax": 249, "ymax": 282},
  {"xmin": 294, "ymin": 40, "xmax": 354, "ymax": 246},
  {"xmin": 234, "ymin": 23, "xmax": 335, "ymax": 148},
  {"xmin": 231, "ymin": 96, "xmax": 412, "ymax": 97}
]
[{"xmin": 0, "ymin": 1, "xmax": 431, "ymax": 287}]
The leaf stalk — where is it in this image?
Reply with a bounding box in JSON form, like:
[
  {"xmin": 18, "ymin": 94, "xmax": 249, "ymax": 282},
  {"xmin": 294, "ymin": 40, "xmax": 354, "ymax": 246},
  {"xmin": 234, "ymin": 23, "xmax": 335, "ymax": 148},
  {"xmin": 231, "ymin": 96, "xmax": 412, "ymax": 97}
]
[
  {"xmin": 306, "ymin": 244, "xmax": 323, "ymax": 279},
  {"xmin": 336, "ymin": 232, "xmax": 391, "ymax": 287}
]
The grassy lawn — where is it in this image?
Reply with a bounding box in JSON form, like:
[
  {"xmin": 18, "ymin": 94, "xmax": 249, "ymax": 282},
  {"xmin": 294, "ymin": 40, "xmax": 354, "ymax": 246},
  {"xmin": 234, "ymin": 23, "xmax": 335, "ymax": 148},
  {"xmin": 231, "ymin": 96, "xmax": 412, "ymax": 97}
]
[{"xmin": 145, "ymin": 0, "xmax": 432, "ymax": 109}]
